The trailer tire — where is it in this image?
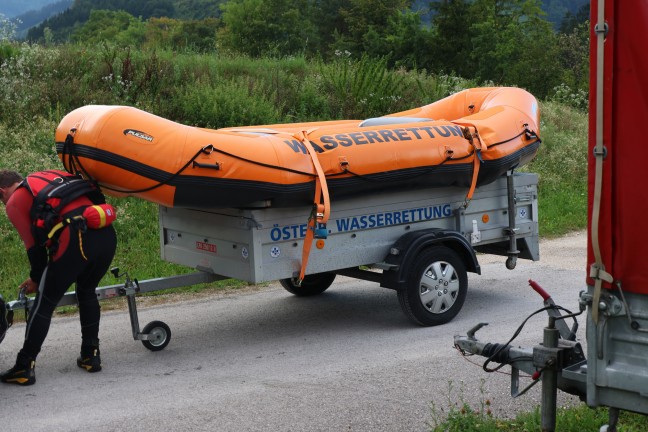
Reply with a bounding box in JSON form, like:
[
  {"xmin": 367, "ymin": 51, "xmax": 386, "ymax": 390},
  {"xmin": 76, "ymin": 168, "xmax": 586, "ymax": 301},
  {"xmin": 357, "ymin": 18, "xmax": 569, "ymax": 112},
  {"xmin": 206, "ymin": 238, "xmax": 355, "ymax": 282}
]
[
  {"xmin": 398, "ymin": 246, "xmax": 467, "ymax": 326},
  {"xmin": 280, "ymin": 273, "xmax": 336, "ymax": 297},
  {"xmin": 141, "ymin": 320, "xmax": 171, "ymax": 351}
]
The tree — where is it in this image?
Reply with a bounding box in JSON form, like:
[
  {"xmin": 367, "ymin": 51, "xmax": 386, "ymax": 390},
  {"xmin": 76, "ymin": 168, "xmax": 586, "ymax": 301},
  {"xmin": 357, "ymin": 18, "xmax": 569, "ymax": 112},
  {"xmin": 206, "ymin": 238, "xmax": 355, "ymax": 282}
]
[
  {"xmin": 332, "ymin": 0, "xmax": 410, "ymax": 57},
  {"xmin": 383, "ymin": 9, "xmax": 434, "ymax": 70},
  {"xmin": 174, "ymin": 0, "xmax": 224, "ymax": 19},
  {"xmin": 218, "ymin": 0, "xmax": 315, "ymax": 57},
  {"xmin": 468, "ymin": 0, "xmax": 561, "ymax": 97},
  {"xmin": 429, "ymin": 0, "xmax": 476, "ymax": 77},
  {"xmin": 71, "ymin": 10, "xmax": 145, "ymax": 46},
  {"xmin": 27, "ymin": 0, "xmax": 176, "ymax": 43},
  {"xmin": 144, "ymin": 17, "xmax": 181, "ymax": 49},
  {"xmin": 171, "ymin": 18, "xmax": 219, "ymax": 52},
  {"xmin": 14, "ymin": 0, "xmax": 73, "ymax": 38},
  {"xmin": 307, "ymin": 0, "xmax": 347, "ymax": 55},
  {"xmin": 559, "ymin": 2, "xmax": 589, "ymax": 34},
  {"xmin": 556, "ymin": 20, "xmax": 589, "ymax": 94}
]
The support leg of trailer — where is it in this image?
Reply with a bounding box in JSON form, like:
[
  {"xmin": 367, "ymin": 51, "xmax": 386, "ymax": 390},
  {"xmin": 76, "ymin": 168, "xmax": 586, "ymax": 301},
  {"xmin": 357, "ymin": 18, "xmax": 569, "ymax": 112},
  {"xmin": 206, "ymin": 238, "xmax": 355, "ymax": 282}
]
[
  {"xmin": 599, "ymin": 408, "xmax": 620, "ymax": 432},
  {"xmin": 112, "ymin": 269, "xmax": 158, "ymax": 344},
  {"xmin": 505, "ymin": 171, "xmax": 520, "ymax": 270},
  {"xmin": 110, "ymin": 269, "xmax": 223, "ymax": 351},
  {"xmin": 126, "ymin": 290, "xmax": 144, "ymax": 341}
]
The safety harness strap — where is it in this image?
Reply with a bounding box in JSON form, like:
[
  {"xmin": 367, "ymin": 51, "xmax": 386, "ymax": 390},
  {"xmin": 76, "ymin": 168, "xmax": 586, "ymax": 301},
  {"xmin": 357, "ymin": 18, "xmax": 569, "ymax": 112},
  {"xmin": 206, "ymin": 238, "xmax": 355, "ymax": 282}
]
[
  {"xmin": 47, "ymin": 215, "xmax": 85, "ymax": 241},
  {"xmin": 46, "ymin": 214, "xmax": 89, "ymax": 260}
]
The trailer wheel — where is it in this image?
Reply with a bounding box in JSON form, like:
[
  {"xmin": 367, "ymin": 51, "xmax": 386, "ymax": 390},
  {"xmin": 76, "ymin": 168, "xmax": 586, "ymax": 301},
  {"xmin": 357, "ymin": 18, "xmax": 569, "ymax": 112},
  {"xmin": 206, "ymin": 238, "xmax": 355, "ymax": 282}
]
[
  {"xmin": 141, "ymin": 320, "xmax": 171, "ymax": 351},
  {"xmin": 280, "ymin": 272, "xmax": 336, "ymax": 297},
  {"xmin": 398, "ymin": 246, "xmax": 467, "ymax": 326}
]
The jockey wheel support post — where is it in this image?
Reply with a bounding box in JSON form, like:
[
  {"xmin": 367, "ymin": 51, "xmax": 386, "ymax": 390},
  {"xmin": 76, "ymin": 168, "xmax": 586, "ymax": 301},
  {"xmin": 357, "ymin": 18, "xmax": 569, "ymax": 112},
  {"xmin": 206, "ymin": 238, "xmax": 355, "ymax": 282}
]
[{"xmin": 111, "ymin": 267, "xmax": 172, "ymax": 351}]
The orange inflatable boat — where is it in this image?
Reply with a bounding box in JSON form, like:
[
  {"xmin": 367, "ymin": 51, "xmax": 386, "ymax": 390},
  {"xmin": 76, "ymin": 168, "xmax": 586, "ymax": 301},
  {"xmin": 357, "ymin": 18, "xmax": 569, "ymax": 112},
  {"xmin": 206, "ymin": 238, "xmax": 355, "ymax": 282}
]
[{"xmin": 55, "ymin": 87, "xmax": 540, "ymax": 211}]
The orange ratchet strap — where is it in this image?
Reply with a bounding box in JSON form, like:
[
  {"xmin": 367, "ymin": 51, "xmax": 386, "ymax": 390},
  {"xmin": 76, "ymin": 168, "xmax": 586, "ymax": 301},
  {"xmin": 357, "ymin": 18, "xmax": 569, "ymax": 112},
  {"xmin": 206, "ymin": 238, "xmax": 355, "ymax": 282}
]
[
  {"xmin": 454, "ymin": 123, "xmax": 485, "ymax": 206},
  {"xmin": 295, "ymin": 129, "xmax": 330, "ymax": 284}
]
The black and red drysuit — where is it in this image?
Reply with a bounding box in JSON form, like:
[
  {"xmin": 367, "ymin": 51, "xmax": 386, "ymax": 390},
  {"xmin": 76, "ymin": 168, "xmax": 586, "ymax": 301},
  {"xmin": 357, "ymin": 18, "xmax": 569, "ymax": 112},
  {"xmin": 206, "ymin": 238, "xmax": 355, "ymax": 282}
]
[{"xmin": 5, "ymin": 170, "xmax": 117, "ymax": 362}]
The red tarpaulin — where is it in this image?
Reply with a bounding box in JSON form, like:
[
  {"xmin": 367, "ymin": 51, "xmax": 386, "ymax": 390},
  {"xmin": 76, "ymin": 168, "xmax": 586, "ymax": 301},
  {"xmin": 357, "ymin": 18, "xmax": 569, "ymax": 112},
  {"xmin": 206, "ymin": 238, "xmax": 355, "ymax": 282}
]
[{"xmin": 588, "ymin": 0, "xmax": 648, "ymax": 294}]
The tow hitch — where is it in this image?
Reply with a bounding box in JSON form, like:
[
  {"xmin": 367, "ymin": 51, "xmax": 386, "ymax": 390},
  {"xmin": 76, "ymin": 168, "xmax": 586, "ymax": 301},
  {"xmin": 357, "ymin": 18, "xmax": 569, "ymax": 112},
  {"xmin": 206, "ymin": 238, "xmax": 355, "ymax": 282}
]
[{"xmin": 453, "ymin": 280, "xmax": 586, "ymax": 432}]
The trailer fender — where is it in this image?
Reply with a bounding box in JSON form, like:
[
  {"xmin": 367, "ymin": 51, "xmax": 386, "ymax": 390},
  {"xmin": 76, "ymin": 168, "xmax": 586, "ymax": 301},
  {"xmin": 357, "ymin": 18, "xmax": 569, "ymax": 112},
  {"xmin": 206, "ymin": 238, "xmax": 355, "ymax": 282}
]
[{"xmin": 380, "ymin": 228, "xmax": 480, "ymax": 290}]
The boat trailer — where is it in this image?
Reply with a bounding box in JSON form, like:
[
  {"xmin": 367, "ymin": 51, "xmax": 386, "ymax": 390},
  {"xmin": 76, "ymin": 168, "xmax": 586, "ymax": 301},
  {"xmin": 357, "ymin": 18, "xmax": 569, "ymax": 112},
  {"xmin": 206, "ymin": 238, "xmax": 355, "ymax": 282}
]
[{"xmin": 5, "ymin": 172, "xmax": 539, "ymax": 350}]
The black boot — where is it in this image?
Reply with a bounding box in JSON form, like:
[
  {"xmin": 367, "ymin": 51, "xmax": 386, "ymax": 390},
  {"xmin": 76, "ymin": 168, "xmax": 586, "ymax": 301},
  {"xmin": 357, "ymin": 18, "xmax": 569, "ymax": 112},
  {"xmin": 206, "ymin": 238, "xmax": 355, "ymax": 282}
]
[
  {"xmin": 77, "ymin": 339, "xmax": 101, "ymax": 373},
  {"xmin": 1, "ymin": 354, "xmax": 36, "ymax": 386}
]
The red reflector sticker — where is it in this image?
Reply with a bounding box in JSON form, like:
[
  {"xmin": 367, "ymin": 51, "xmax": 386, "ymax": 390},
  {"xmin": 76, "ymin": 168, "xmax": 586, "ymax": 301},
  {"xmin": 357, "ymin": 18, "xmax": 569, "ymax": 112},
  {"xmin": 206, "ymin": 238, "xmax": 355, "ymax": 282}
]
[{"xmin": 196, "ymin": 241, "xmax": 216, "ymax": 253}]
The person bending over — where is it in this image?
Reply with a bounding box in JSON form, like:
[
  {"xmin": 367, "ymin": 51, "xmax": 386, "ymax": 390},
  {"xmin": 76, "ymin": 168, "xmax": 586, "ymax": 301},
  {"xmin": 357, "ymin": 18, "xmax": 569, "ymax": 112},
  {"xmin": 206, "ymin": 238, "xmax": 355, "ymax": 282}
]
[{"xmin": 0, "ymin": 169, "xmax": 117, "ymax": 385}]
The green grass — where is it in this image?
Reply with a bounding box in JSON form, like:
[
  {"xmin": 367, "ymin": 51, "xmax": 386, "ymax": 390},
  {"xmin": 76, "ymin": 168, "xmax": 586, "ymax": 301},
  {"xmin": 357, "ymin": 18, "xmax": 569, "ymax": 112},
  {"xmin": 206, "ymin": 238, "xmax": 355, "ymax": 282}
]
[
  {"xmin": 430, "ymin": 396, "xmax": 648, "ymax": 432},
  {"xmin": 428, "ymin": 380, "xmax": 648, "ymax": 432},
  {"xmin": 522, "ymin": 101, "xmax": 588, "ymax": 237}
]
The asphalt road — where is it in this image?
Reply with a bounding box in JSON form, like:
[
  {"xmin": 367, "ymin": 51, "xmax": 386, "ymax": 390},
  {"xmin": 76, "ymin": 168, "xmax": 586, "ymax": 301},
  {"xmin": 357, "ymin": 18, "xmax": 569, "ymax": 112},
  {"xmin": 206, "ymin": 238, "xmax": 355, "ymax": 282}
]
[{"xmin": 0, "ymin": 232, "xmax": 588, "ymax": 432}]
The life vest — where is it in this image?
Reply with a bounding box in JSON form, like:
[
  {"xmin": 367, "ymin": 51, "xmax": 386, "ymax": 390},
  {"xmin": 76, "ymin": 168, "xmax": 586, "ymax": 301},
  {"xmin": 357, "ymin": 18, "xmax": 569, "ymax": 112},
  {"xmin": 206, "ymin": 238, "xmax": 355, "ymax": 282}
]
[{"xmin": 21, "ymin": 170, "xmax": 107, "ymax": 247}]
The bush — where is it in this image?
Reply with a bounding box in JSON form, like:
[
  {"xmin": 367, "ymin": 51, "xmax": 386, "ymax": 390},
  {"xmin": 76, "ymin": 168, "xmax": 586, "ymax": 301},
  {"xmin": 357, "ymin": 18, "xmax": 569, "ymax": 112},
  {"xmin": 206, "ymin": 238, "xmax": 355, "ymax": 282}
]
[
  {"xmin": 549, "ymin": 83, "xmax": 589, "ymax": 112},
  {"xmin": 319, "ymin": 55, "xmax": 407, "ymax": 119},
  {"xmin": 522, "ymin": 101, "xmax": 588, "ymax": 235},
  {"xmin": 173, "ymin": 78, "xmax": 281, "ymax": 128}
]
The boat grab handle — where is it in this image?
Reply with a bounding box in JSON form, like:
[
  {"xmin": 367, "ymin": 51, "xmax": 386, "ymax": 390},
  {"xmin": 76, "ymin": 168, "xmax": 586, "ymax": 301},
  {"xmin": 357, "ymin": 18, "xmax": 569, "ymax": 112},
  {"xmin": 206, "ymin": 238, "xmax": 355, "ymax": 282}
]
[{"xmin": 192, "ymin": 161, "xmax": 220, "ymax": 170}]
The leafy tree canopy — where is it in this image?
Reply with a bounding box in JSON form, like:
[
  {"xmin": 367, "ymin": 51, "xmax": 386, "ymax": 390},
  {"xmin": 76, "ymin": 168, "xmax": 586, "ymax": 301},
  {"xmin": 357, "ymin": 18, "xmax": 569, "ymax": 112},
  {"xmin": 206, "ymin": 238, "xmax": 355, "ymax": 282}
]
[
  {"xmin": 70, "ymin": 9, "xmax": 145, "ymax": 46},
  {"xmin": 18, "ymin": 0, "xmax": 590, "ymax": 99},
  {"xmin": 218, "ymin": 0, "xmax": 314, "ymax": 57}
]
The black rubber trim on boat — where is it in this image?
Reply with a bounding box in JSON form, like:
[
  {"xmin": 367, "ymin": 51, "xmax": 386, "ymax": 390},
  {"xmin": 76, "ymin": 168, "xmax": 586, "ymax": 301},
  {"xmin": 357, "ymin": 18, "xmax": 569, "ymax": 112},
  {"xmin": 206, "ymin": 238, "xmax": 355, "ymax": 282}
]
[{"xmin": 56, "ymin": 140, "xmax": 540, "ymax": 210}]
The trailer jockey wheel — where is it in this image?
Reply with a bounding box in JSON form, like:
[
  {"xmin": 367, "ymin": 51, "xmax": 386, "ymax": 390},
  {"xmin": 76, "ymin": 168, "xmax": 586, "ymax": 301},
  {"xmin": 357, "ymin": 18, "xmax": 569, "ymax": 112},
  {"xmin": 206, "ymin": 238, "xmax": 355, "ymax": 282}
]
[
  {"xmin": 398, "ymin": 246, "xmax": 468, "ymax": 326},
  {"xmin": 506, "ymin": 256, "xmax": 517, "ymax": 270},
  {"xmin": 141, "ymin": 320, "xmax": 171, "ymax": 351},
  {"xmin": 280, "ymin": 272, "xmax": 336, "ymax": 297}
]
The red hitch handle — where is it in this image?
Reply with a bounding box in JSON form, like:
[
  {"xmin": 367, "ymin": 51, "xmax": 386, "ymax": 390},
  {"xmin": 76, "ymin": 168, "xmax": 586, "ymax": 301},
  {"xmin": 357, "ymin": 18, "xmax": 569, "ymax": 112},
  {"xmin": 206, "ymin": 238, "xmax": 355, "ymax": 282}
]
[{"xmin": 529, "ymin": 279, "xmax": 551, "ymax": 301}]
